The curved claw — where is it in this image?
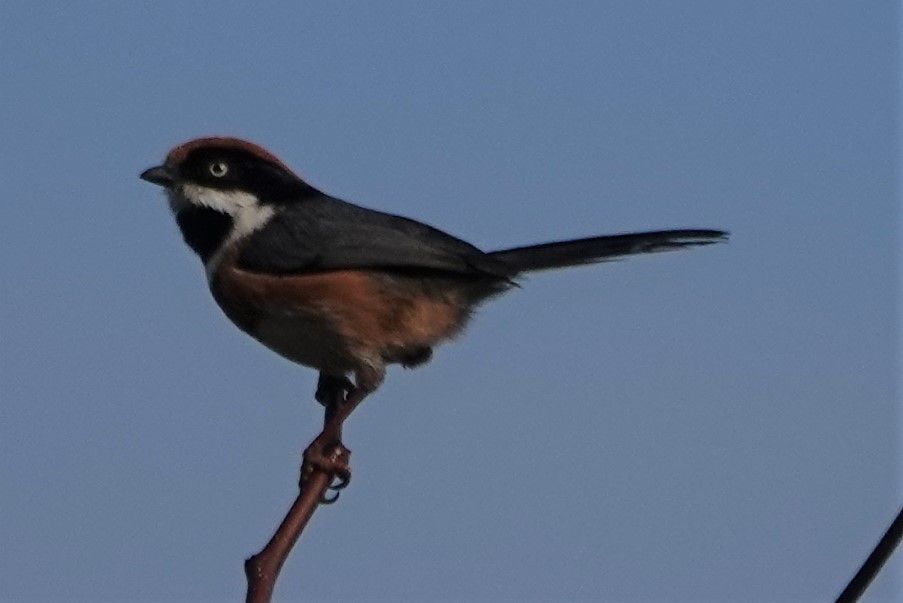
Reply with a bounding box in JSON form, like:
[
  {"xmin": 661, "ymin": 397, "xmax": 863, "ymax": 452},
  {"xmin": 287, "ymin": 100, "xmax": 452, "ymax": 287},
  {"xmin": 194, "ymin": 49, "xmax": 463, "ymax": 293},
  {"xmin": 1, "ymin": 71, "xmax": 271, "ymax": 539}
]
[
  {"xmin": 328, "ymin": 473, "xmax": 351, "ymax": 492},
  {"xmin": 315, "ymin": 466, "xmax": 349, "ymax": 504},
  {"xmin": 320, "ymin": 490, "xmax": 341, "ymax": 505}
]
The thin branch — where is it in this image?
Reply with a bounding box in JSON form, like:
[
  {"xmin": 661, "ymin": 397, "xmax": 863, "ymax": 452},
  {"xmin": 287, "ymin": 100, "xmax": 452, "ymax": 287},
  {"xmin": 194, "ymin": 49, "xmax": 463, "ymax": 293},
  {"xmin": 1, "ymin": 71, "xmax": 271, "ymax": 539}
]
[
  {"xmin": 244, "ymin": 398, "xmax": 351, "ymax": 603},
  {"xmin": 244, "ymin": 445, "xmax": 349, "ymax": 603},
  {"xmin": 244, "ymin": 468, "xmax": 333, "ymax": 603},
  {"xmin": 836, "ymin": 505, "xmax": 903, "ymax": 602}
]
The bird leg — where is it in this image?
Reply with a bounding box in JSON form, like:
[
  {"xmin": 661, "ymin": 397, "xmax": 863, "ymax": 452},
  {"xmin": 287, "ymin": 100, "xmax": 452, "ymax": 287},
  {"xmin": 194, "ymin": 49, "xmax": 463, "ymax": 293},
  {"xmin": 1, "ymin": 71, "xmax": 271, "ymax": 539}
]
[
  {"xmin": 301, "ymin": 368, "xmax": 381, "ymax": 500},
  {"xmin": 315, "ymin": 374, "xmax": 354, "ymax": 406}
]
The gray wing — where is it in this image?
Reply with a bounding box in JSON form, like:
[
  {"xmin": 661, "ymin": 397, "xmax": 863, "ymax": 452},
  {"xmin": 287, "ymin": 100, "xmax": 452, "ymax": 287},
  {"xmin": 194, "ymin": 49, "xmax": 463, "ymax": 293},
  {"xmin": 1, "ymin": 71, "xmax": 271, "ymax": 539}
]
[{"xmin": 237, "ymin": 195, "xmax": 515, "ymax": 278}]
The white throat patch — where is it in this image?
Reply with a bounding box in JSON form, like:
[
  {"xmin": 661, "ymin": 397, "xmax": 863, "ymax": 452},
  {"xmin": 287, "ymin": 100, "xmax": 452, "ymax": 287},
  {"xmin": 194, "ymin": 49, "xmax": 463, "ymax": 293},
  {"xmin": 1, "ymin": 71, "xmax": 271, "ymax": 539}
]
[
  {"xmin": 165, "ymin": 183, "xmax": 275, "ymax": 280},
  {"xmin": 168, "ymin": 183, "xmax": 260, "ymax": 216},
  {"xmin": 203, "ymin": 203, "xmax": 275, "ymax": 280}
]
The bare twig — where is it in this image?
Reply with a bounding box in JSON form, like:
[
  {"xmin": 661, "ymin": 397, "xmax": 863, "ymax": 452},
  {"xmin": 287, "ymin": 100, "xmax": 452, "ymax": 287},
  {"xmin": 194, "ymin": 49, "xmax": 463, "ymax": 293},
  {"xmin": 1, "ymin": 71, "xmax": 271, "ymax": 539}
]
[
  {"xmin": 244, "ymin": 469, "xmax": 331, "ymax": 603},
  {"xmin": 244, "ymin": 396, "xmax": 352, "ymax": 603},
  {"xmin": 244, "ymin": 444, "xmax": 348, "ymax": 603}
]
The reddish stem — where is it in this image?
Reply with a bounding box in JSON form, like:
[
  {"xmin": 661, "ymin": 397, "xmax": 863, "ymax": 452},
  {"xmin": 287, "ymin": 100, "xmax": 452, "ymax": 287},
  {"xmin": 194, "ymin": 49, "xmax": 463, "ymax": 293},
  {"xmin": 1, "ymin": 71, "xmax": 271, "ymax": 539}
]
[{"xmin": 244, "ymin": 398, "xmax": 351, "ymax": 603}]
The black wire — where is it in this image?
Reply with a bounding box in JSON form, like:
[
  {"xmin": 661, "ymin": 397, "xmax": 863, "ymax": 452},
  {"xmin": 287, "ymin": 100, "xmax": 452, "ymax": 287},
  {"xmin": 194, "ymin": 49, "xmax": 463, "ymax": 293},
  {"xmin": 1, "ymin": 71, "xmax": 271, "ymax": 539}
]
[{"xmin": 836, "ymin": 505, "xmax": 903, "ymax": 602}]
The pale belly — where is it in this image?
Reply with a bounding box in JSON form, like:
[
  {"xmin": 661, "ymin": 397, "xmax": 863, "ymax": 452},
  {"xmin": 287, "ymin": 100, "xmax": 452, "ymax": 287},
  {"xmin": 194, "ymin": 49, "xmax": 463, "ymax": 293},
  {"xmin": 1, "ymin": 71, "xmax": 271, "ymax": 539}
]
[{"xmin": 252, "ymin": 313, "xmax": 360, "ymax": 373}]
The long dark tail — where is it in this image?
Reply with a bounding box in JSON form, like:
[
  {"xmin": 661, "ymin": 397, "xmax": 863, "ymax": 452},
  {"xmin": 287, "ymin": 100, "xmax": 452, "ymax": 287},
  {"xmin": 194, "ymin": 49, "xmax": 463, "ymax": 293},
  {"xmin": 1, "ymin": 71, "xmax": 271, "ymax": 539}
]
[{"xmin": 488, "ymin": 229, "xmax": 728, "ymax": 273}]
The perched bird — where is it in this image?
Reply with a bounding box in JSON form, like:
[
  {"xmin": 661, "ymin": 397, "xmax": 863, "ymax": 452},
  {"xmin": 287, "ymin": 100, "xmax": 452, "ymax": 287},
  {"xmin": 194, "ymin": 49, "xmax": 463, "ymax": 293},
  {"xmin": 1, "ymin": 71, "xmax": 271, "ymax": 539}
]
[{"xmin": 141, "ymin": 137, "xmax": 726, "ymax": 481}]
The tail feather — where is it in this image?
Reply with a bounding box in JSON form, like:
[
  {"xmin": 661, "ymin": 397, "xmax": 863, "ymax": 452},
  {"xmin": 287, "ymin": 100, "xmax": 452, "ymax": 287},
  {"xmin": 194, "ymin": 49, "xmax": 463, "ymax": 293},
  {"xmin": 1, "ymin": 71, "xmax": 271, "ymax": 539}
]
[{"xmin": 488, "ymin": 229, "xmax": 728, "ymax": 273}]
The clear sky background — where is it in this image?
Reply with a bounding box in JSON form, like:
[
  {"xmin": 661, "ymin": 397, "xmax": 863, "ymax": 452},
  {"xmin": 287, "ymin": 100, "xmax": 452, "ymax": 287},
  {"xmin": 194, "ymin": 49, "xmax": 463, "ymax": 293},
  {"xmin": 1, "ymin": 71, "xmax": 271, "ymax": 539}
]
[{"xmin": 1, "ymin": 2, "xmax": 899, "ymax": 602}]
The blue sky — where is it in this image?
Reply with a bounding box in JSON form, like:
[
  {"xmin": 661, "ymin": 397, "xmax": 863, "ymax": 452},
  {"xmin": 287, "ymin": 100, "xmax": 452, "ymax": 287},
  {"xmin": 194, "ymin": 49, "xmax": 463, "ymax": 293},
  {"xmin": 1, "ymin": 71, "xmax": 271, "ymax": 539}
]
[{"xmin": 1, "ymin": 2, "xmax": 899, "ymax": 601}]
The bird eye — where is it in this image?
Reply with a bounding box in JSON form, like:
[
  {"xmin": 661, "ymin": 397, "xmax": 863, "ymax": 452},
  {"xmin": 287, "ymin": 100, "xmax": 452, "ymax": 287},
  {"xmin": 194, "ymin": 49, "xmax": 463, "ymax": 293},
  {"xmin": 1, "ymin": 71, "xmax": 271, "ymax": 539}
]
[{"xmin": 209, "ymin": 162, "xmax": 229, "ymax": 177}]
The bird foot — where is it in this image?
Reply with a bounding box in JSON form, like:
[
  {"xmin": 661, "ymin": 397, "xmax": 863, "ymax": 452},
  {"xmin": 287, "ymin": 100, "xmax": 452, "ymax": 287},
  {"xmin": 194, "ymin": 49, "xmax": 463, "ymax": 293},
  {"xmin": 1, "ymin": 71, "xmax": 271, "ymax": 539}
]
[{"xmin": 300, "ymin": 439, "xmax": 351, "ymax": 504}]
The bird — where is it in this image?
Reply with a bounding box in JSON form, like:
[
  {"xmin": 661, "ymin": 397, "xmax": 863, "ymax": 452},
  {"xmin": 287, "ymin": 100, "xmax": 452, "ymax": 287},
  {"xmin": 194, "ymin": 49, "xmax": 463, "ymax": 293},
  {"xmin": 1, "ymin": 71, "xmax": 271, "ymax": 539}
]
[{"xmin": 140, "ymin": 136, "xmax": 727, "ymax": 485}]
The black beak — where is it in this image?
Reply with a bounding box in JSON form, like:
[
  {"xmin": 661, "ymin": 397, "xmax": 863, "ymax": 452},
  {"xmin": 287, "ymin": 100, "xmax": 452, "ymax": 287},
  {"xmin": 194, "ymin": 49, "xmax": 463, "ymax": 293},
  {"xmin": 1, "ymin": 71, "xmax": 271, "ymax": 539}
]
[{"xmin": 140, "ymin": 165, "xmax": 173, "ymax": 187}]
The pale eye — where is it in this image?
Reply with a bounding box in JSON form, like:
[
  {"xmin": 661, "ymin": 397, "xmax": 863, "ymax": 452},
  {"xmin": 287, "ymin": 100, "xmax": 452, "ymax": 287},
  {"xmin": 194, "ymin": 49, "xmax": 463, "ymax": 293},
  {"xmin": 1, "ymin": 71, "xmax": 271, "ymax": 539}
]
[{"xmin": 209, "ymin": 162, "xmax": 229, "ymax": 177}]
